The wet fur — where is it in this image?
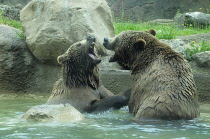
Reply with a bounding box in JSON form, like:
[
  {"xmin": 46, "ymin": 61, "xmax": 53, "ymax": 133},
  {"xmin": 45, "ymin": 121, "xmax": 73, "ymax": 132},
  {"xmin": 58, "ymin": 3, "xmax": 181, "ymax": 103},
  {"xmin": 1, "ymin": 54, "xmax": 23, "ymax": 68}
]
[
  {"xmin": 46, "ymin": 39, "xmax": 129, "ymax": 113},
  {"xmin": 104, "ymin": 30, "xmax": 199, "ymax": 120}
]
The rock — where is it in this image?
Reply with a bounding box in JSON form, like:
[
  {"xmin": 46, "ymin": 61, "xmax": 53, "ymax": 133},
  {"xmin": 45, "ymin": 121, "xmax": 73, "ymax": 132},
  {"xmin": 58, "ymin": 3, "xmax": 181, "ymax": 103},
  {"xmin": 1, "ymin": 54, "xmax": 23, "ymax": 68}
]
[
  {"xmin": 178, "ymin": 33, "xmax": 210, "ymax": 44},
  {"xmin": 174, "ymin": 12, "xmax": 210, "ymax": 28},
  {"xmin": 99, "ymin": 55, "xmax": 132, "ymax": 94},
  {"xmin": 0, "ymin": 24, "xmax": 61, "ymax": 95},
  {"xmin": 190, "ymin": 62, "xmax": 210, "ymax": 103},
  {"xmin": 100, "ymin": 69, "xmax": 132, "ymax": 94},
  {"xmin": 0, "ymin": 25, "xmax": 34, "ymax": 92},
  {"xmin": 148, "ymin": 19, "xmax": 174, "ymax": 25},
  {"xmin": 174, "ymin": 13, "xmax": 185, "ymax": 29},
  {"xmin": 20, "ymin": 0, "xmax": 114, "ymax": 64},
  {"xmin": 192, "ymin": 51, "xmax": 210, "ymax": 68},
  {"xmin": 160, "ymin": 39, "xmax": 191, "ymax": 56},
  {"xmin": 0, "ymin": 4, "xmax": 23, "ymax": 20},
  {"xmin": 21, "ymin": 104, "xmax": 84, "ymax": 122},
  {"xmin": 106, "ymin": 0, "xmax": 210, "ymax": 22},
  {"xmin": 0, "ymin": 0, "xmax": 30, "ymax": 6},
  {"xmin": 99, "ymin": 54, "xmax": 121, "ymax": 70}
]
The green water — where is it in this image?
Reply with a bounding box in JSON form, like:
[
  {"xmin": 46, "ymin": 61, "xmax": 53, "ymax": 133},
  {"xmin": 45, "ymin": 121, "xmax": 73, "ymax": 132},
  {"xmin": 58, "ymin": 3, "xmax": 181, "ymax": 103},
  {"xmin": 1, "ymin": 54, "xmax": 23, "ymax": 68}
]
[{"xmin": 0, "ymin": 99, "xmax": 210, "ymax": 139}]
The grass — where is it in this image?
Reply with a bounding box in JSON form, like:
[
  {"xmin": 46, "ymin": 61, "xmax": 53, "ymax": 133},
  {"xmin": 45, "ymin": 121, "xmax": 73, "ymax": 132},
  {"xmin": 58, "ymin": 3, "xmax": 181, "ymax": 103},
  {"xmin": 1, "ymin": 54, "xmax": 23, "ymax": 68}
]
[
  {"xmin": 185, "ymin": 40, "xmax": 210, "ymax": 61},
  {"xmin": 114, "ymin": 21, "xmax": 210, "ymax": 61},
  {"xmin": 0, "ymin": 11, "xmax": 22, "ymax": 30},
  {"xmin": 114, "ymin": 21, "xmax": 210, "ymax": 39},
  {"xmin": 1, "ymin": 10, "xmax": 209, "ymax": 40},
  {"xmin": 0, "ymin": 11, "xmax": 24, "ymax": 39}
]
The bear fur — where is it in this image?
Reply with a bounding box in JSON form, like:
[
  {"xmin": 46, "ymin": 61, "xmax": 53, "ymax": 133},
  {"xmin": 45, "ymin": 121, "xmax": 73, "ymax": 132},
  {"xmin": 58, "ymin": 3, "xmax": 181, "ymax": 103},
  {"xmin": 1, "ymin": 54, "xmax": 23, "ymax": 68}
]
[
  {"xmin": 46, "ymin": 36, "xmax": 129, "ymax": 113},
  {"xmin": 103, "ymin": 29, "xmax": 200, "ymax": 120}
]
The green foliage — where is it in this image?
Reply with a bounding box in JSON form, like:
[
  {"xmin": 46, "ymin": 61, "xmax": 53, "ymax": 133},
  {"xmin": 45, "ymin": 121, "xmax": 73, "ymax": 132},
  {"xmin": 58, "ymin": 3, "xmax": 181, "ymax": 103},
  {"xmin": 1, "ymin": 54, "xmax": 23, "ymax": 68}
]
[
  {"xmin": 185, "ymin": 40, "xmax": 210, "ymax": 61},
  {"xmin": 206, "ymin": 5, "xmax": 210, "ymax": 14},
  {"xmin": 120, "ymin": 1, "xmax": 125, "ymax": 22},
  {"xmin": 0, "ymin": 11, "xmax": 22, "ymax": 31},
  {"xmin": 156, "ymin": 26, "xmax": 176, "ymax": 39},
  {"xmin": 0, "ymin": 11, "xmax": 24, "ymax": 39},
  {"xmin": 114, "ymin": 21, "xmax": 210, "ymax": 40},
  {"xmin": 114, "ymin": 21, "xmax": 177, "ymax": 40},
  {"xmin": 15, "ymin": 30, "xmax": 25, "ymax": 40}
]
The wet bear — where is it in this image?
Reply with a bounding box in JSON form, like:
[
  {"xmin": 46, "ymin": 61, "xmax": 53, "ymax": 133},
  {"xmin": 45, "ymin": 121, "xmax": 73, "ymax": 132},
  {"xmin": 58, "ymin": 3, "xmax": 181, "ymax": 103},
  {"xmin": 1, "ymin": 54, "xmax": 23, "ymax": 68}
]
[
  {"xmin": 46, "ymin": 36, "xmax": 129, "ymax": 113},
  {"xmin": 103, "ymin": 29, "xmax": 199, "ymax": 120}
]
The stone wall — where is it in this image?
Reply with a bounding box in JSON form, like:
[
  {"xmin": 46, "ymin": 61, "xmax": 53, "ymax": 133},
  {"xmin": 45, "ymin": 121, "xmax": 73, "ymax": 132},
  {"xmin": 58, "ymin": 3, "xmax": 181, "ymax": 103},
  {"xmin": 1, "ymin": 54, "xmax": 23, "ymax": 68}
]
[
  {"xmin": 106, "ymin": 0, "xmax": 210, "ymax": 21},
  {"xmin": 0, "ymin": 0, "xmax": 30, "ymax": 6},
  {"xmin": 2, "ymin": 0, "xmax": 210, "ymax": 22}
]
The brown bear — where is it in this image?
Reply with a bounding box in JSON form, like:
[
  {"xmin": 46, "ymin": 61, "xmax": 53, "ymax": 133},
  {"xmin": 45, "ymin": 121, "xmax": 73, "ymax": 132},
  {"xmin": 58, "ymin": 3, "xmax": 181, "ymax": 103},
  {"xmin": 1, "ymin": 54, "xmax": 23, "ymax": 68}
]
[
  {"xmin": 46, "ymin": 36, "xmax": 129, "ymax": 113},
  {"xmin": 103, "ymin": 29, "xmax": 200, "ymax": 120}
]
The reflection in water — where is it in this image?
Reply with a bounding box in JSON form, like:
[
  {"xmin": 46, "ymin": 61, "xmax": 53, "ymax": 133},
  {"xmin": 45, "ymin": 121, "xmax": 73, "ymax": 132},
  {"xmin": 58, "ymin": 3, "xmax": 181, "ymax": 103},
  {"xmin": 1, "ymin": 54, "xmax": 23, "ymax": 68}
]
[{"xmin": 0, "ymin": 99, "xmax": 210, "ymax": 139}]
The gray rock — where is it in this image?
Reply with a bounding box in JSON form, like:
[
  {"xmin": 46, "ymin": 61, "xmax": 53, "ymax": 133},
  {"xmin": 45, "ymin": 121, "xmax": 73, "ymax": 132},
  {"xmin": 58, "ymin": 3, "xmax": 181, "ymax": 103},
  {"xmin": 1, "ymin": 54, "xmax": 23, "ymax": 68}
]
[
  {"xmin": 100, "ymin": 69, "xmax": 132, "ymax": 94},
  {"xmin": 0, "ymin": 4, "xmax": 23, "ymax": 20},
  {"xmin": 174, "ymin": 12, "xmax": 210, "ymax": 28},
  {"xmin": 192, "ymin": 51, "xmax": 210, "ymax": 68},
  {"xmin": 21, "ymin": 104, "xmax": 84, "ymax": 122},
  {"xmin": 106, "ymin": 0, "xmax": 210, "ymax": 22},
  {"xmin": 20, "ymin": 0, "xmax": 114, "ymax": 64},
  {"xmin": 190, "ymin": 62, "xmax": 210, "ymax": 102},
  {"xmin": 148, "ymin": 19, "xmax": 174, "ymax": 25},
  {"xmin": 0, "ymin": 24, "xmax": 62, "ymax": 95},
  {"xmin": 178, "ymin": 33, "xmax": 210, "ymax": 44},
  {"xmin": 0, "ymin": 25, "xmax": 34, "ymax": 92},
  {"xmin": 174, "ymin": 13, "xmax": 185, "ymax": 29},
  {"xmin": 0, "ymin": 0, "xmax": 30, "ymax": 6},
  {"xmin": 99, "ymin": 54, "xmax": 132, "ymax": 94},
  {"xmin": 160, "ymin": 39, "xmax": 190, "ymax": 56}
]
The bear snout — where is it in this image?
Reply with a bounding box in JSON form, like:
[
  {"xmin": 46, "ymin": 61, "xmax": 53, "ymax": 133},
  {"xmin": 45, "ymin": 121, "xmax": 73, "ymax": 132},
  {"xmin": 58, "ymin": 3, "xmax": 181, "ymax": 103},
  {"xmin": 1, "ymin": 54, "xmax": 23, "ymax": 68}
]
[
  {"xmin": 104, "ymin": 37, "xmax": 109, "ymax": 42},
  {"xmin": 103, "ymin": 37, "xmax": 111, "ymax": 50}
]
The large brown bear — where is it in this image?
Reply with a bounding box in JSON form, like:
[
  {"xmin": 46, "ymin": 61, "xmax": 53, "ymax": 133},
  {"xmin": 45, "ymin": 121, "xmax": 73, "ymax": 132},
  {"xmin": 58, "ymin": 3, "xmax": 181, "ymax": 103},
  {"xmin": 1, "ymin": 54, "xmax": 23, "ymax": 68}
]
[
  {"xmin": 46, "ymin": 36, "xmax": 129, "ymax": 113},
  {"xmin": 103, "ymin": 29, "xmax": 200, "ymax": 120}
]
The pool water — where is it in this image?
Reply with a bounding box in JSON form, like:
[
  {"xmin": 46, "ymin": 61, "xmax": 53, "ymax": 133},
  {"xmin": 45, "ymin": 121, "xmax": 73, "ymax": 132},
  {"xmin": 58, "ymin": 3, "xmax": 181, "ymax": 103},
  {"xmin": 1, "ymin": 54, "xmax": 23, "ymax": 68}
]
[{"xmin": 0, "ymin": 98, "xmax": 210, "ymax": 139}]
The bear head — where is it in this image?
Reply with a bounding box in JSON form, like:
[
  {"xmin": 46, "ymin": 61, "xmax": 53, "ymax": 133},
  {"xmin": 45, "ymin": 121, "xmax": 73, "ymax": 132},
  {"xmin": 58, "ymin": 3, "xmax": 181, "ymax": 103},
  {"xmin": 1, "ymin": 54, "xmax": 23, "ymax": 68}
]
[
  {"xmin": 58, "ymin": 36, "xmax": 101, "ymax": 89},
  {"xmin": 103, "ymin": 29, "xmax": 156, "ymax": 70}
]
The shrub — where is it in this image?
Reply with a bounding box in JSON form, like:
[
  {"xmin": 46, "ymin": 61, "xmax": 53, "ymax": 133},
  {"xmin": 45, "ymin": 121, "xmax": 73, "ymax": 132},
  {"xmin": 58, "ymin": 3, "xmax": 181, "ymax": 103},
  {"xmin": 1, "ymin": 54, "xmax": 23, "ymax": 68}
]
[
  {"xmin": 156, "ymin": 26, "xmax": 176, "ymax": 39},
  {"xmin": 0, "ymin": 11, "xmax": 22, "ymax": 30},
  {"xmin": 114, "ymin": 21, "xmax": 210, "ymax": 40},
  {"xmin": 185, "ymin": 40, "xmax": 210, "ymax": 61}
]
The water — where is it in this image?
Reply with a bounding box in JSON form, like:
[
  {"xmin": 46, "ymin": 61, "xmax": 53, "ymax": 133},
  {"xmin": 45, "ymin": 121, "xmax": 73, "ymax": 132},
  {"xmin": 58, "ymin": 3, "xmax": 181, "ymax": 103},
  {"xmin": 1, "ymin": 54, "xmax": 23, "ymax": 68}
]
[{"xmin": 0, "ymin": 98, "xmax": 210, "ymax": 139}]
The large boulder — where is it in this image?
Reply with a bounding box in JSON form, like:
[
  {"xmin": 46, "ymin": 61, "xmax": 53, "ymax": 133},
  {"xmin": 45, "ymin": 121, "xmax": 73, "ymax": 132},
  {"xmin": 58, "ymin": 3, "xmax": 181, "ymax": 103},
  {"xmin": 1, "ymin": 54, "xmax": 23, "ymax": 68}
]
[
  {"xmin": 190, "ymin": 62, "xmax": 210, "ymax": 103},
  {"xmin": 99, "ymin": 55, "xmax": 132, "ymax": 94},
  {"xmin": 0, "ymin": 24, "xmax": 61, "ymax": 95},
  {"xmin": 174, "ymin": 12, "xmax": 210, "ymax": 28},
  {"xmin": 20, "ymin": 0, "xmax": 114, "ymax": 64},
  {"xmin": 0, "ymin": 25, "xmax": 34, "ymax": 92},
  {"xmin": 21, "ymin": 104, "xmax": 84, "ymax": 122},
  {"xmin": 192, "ymin": 51, "xmax": 210, "ymax": 68}
]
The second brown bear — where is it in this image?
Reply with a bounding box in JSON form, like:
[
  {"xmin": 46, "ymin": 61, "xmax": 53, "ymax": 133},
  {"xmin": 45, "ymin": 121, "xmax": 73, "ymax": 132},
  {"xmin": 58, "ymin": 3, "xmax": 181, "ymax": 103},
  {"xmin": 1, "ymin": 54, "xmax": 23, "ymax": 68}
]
[{"xmin": 103, "ymin": 29, "xmax": 200, "ymax": 120}]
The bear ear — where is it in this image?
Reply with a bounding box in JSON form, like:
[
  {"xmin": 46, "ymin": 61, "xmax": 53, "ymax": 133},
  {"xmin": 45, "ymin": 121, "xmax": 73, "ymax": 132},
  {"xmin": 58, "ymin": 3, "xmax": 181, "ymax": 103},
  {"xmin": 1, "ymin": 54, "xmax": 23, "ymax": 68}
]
[
  {"xmin": 147, "ymin": 29, "xmax": 156, "ymax": 36},
  {"xmin": 57, "ymin": 55, "xmax": 66, "ymax": 64},
  {"xmin": 133, "ymin": 39, "xmax": 146, "ymax": 51}
]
